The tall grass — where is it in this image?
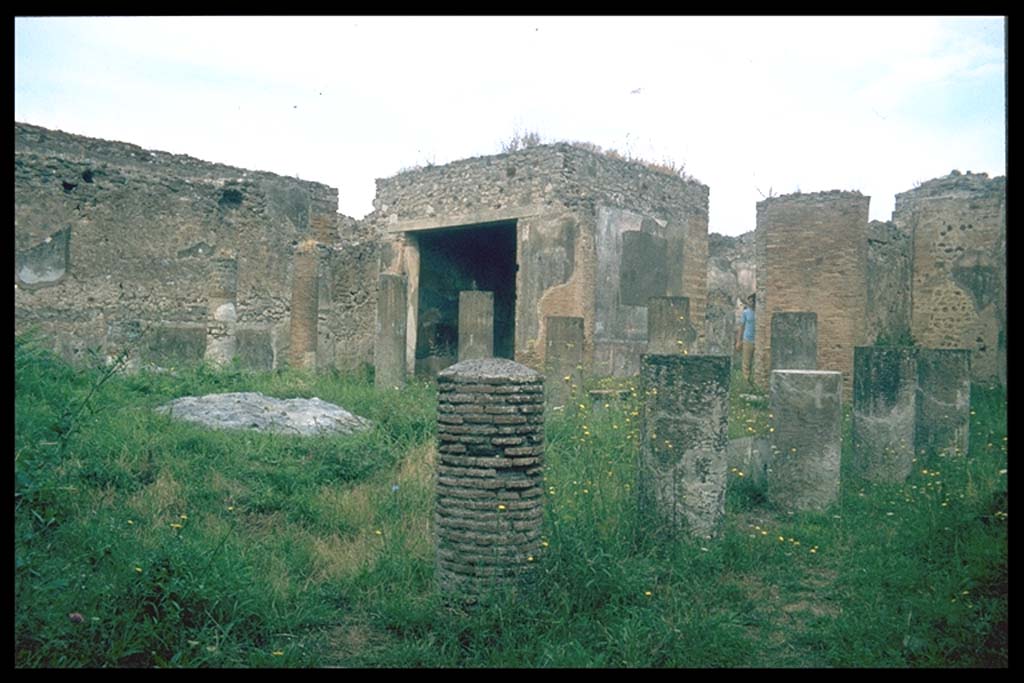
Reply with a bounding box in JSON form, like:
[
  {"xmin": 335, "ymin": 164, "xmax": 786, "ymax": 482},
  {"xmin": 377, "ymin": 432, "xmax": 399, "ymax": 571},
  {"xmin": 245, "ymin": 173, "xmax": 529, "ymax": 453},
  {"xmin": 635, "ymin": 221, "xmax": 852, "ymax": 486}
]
[{"xmin": 15, "ymin": 337, "xmax": 1006, "ymax": 667}]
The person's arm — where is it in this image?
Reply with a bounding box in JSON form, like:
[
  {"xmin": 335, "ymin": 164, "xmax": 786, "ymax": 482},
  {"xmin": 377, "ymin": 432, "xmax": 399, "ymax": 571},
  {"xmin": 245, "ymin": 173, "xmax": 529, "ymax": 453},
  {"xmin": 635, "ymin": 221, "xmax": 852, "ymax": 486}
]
[{"xmin": 735, "ymin": 313, "xmax": 743, "ymax": 350}]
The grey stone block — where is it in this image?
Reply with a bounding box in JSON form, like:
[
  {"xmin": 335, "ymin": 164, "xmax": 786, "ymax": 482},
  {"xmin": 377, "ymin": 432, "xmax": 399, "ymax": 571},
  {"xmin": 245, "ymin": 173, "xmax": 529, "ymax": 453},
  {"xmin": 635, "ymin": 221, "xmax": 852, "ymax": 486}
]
[{"xmin": 767, "ymin": 370, "xmax": 842, "ymax": 512}]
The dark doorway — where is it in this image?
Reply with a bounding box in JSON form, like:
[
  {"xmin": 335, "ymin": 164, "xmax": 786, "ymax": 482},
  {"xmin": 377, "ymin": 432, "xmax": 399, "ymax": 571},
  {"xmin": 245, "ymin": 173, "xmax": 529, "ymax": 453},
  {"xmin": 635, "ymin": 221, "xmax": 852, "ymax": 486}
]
[{"xmin": 414, "ymin": 221, "xmax": 517, "ymax": 375}]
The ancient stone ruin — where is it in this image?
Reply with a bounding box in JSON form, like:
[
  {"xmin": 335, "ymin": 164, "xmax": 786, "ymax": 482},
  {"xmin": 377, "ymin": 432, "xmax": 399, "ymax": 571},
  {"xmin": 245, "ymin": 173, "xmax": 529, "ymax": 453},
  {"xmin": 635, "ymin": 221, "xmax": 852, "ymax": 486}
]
[
  {"xmin": 637, "ymin": 354, "xmax": 731, "ymax": 538},
  {"xmin": 14, "ymin": 122, "xmax": 1005, "ymax": 396}
]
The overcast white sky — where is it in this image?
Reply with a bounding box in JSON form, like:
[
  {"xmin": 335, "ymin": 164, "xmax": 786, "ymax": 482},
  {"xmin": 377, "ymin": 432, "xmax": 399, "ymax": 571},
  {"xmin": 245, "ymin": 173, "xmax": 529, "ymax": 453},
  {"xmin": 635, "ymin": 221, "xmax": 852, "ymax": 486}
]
[{"xmin": 15, "ymin": 16, "xmax": 1006, "ymax": 236}]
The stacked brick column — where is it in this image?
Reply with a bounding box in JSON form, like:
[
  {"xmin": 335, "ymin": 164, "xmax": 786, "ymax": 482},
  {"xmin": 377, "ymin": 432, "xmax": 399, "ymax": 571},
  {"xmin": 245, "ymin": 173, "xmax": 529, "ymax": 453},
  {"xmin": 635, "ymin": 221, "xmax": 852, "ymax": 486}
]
[
  {"xmin": 755, "ymin": 192, "xmax": 869, "ymax": 399},
  {"xmin": 435, "ymin": 358, "xmax": 545, "ymax": 598}
]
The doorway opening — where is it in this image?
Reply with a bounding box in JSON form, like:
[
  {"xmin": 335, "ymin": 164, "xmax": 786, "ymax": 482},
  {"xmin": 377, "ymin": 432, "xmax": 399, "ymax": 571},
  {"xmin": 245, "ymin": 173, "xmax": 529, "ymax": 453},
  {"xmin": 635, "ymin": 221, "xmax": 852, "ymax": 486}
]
[{"xmin": 414, "ymin": 220, "xmax": 517, "ymax": 375}]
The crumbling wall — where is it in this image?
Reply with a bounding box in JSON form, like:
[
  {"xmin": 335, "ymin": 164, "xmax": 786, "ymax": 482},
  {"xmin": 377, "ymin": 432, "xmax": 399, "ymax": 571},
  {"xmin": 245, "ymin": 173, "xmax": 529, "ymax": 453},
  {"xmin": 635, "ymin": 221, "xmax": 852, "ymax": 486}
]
[
  {"xmin": 370, "ymin": 143, "xmax": 708, "ymax": 377},
  {"xmin": 895, "ymin": 171, "xmax": 1006, "ymax": 384},
  {"xmin": 866, "ymin": 219, "xmax": 913, "ymax": 345},
  {"xmin": 705, "ymin": 231, "xmax": 756, "ymax": 355},
  {"xmin": 316, "ymin": 213, "xmax": 379, "ymax": 374},
  {"xmin": 755, "ymin": 191, "xmax": 869, "ymax": 396},
  {"xmin": 14, "ymin": 122, "xmax": 343, "ymax": 369}
]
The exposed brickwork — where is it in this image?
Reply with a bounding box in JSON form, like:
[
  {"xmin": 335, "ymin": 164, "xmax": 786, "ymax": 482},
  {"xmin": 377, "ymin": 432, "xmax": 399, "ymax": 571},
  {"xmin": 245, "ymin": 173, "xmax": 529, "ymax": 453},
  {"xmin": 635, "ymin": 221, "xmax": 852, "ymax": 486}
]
[
  {"xmin": 435, "ymin": 359, "xmax": 545, "ymax": 597},
  {"xmin": 895, "ymin": 171, "xmax": 1005, "ymax": 383},
  {"xmin": 755, "ymin": 191, "xmax": 869, "ymax": 398}
]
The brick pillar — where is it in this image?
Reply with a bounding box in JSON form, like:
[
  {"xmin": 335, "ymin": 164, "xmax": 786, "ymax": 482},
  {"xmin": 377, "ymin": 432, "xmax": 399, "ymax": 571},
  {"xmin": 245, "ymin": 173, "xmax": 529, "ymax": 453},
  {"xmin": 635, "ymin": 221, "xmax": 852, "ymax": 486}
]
[
  {"xmin": 204, "ymin": 255, "xmax": 238, "ymax": 367},
  {"xmin": 435, "ymin": 358, "xmax": 545, "ymax": 598},
  {"xmin": 915, "ymin": 349, "xmax": 971, "ymax": 457},
  {"xmin": 458, "ymin": 291, "xmax": 494, "ymax": 361},
  {"xmin": 770, "ymin": 312, "xmax": 817, "ymax": 371},
  {"xmin": 647, "ymin": 296, "xmax": 696, "ymax": 355},
  {"xmin": 852, "ymin": 346, "xmax": 917, "ymax": 483},
  {"xmin": 544, "ymin": 316, "xmax": 584, "ymax": 410},
  {"xmin": 767, "ymin": 370, "xmax": 843, "ymax": 512},
  {"xmin": 638, "ymin": 354, "xmax": 731, "ymax": 539},
  {"xmin": 289, "ymin": 240, "xmax": 319, "ymax": 370},
  {"xmin": 375, "ymin": 273, "xmax": 407, "ymax": 389}
]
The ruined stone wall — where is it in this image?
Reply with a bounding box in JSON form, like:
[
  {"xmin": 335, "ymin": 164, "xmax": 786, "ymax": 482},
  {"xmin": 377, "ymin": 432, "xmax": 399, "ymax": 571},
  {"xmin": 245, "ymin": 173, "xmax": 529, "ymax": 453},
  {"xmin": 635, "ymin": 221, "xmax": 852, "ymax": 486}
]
[
  {"xmin": 320, "ymin": 218, "xmax": 380, "ymax": 373},
  {"xmin": 754, "ymin": 191, "xmax": 869, "ymax": 396},
  {"xmin": 705, "ymin": 231, "xmax": 757, "ymax": 355},
  {"xmin": 894, "ymin": 171, "xmax": 1006, "ymax": 384},
  {"xmin": 371, "ymin": 143, "xmax": 708, "ymax": 377},
  {"xmin": 866, "ymin": 220, "xmax": 912, "ymax": 345},
  {"xmin": 14, "ymin": 122, "xmax": 342, "ymax": 369},
  {"xmin": 576, "ymin": 146, "xmax": 708, "ymax": 376}
]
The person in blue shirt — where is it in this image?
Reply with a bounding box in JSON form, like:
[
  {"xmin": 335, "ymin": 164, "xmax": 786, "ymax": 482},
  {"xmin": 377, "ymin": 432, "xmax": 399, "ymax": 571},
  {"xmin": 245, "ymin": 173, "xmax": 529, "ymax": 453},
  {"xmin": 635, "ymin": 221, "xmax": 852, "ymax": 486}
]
[{"xmin": 734, "ymin": 293, "xmax": 756, "ymax": 384}]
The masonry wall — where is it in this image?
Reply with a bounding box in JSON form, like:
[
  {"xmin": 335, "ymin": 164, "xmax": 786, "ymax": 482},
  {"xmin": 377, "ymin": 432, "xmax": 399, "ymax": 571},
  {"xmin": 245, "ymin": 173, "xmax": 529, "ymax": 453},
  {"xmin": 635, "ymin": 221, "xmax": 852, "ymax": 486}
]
[
  {"xmin": 319, "ymin": 215, "xmax": 380, "ymax": 373},
  {"xmin": 754, "ymin": 191, "xmax": 869, "ymax": 396},
  {"xmin": 371, "ymin": 143, "xmax": 708, "ymax": 377},
  {"xmin": 866, "ymin": 219, "xmax": 912, "ymax": 345},
  {"xmin": 14, "ymin": 122, "xmax": 347, "ymax": 370},
  {"xmin": 894, "ymin": 171, "xmax": 1006, "ymax": 384},
  {"xmin": 705, "ymin": 231, "xmax": 756, "ymax": 355}
]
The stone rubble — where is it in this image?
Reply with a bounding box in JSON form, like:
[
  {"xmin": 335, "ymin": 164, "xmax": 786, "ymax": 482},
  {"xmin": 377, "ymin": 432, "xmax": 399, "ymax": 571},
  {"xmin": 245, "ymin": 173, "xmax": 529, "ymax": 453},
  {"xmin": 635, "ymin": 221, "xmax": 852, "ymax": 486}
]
[{"xmin": 155, "ymin": 391, "xmax": 372, "ymax": 436}]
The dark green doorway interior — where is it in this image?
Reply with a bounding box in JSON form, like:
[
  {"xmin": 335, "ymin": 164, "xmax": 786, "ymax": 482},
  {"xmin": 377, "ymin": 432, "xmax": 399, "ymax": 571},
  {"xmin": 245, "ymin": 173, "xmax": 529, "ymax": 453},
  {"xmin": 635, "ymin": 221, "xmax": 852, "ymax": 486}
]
[{"xmin": 414, "ymin": 221, "xmax": 517, "ymax": 376}]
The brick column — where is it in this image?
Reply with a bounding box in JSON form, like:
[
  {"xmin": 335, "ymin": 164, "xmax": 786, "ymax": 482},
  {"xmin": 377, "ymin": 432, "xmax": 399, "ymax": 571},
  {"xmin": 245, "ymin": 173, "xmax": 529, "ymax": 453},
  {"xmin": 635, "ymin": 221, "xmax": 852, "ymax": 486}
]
[
  {"xmin": 767, "ymin": 370, "xmax": 843, "ymax": 512},
  {"xmin": 638, "ymin": 354, "xmax": 731, "ymax": 539},
  {"xmin": 435, "ymin": 358, "xmax": 545, "ymax": 598}
]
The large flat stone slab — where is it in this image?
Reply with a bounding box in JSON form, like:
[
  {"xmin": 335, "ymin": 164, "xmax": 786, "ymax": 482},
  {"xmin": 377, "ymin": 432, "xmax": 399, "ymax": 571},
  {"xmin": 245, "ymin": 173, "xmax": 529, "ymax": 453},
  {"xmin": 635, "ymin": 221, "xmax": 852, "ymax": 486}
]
[{"xmin": 156, "ymin": 391, "xmax": 372, "ymax": 436}]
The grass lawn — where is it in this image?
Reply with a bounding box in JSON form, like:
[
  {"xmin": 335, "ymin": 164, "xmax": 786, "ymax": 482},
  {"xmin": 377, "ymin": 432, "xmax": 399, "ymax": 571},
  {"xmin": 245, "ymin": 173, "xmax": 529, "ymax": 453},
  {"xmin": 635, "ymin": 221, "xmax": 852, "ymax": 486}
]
[{"xmin": 15, "ymin": 335, "xmax": 1007, "ymax": 667}]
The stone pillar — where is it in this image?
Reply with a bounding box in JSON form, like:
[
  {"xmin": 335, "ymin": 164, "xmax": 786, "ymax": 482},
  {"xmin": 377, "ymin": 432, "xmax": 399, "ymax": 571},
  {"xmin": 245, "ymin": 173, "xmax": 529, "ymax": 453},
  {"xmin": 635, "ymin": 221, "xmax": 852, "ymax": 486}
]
[
  {"xmin": 204, "ymin": 255, "xmax": 239, "ymax": 367},
  {"xmin": 288, "ymin": 240, "xmax": 319, "ymax": 370},
  {"xmin": 544, "ymin": 316, "xmax": 584, "ymax": 409},
  {"xmin": 107, "ymin": 318, "xmax": 144, "ymax": 372},
  {"xmin": 458, "ymin": 291, "xmax": 494, "ymax": 361},
  {"xmin": 915, "ymin": 349, "xmax": 971, "ymax": 457},
  {"xmin": 770, "ymin": 312, "xmax": 817, "ymax": 371},
  {"xmin": 375, "ymin": 273, "xmax": 408, "ymax": 389},
  {"xmin": 647, "ymin": 296, "xmax": 697, "ymax": 355},
  {"xmin": 435, "ymin": 358, "xmax": 545, "ymax": 598},
  {"xmin": 638, "ymin": 355, "xmax": 731, "ymax": 539},
  {"xmin": 852, "ymin": 347, "xmax": 917, "ymax": 483},
  {"xmin": 767, "ymin": 370, "xmax": 843, "ymax": 512}
]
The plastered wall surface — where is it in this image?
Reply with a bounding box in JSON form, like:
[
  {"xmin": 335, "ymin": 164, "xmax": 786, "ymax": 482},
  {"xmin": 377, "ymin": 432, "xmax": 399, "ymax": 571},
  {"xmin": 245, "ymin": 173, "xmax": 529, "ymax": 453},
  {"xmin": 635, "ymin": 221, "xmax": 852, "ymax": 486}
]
[{"xmin": 371, "ymin": 143, "xmax": 708, "ymax": 376}]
